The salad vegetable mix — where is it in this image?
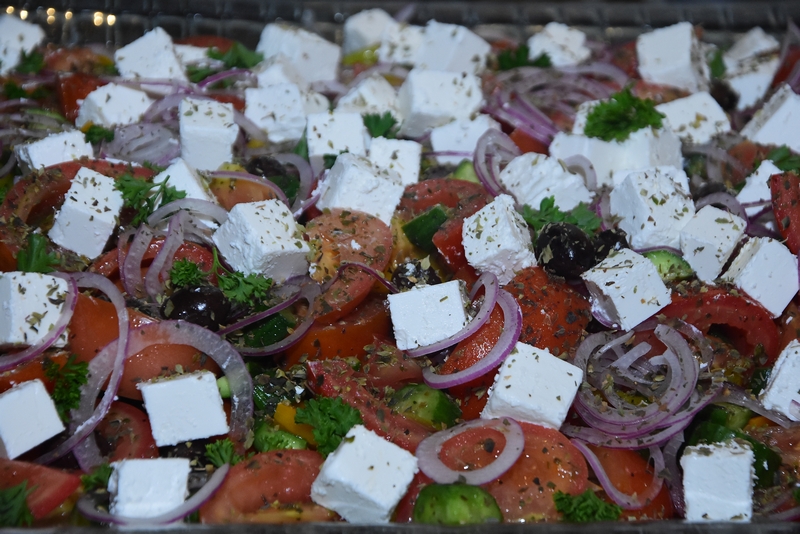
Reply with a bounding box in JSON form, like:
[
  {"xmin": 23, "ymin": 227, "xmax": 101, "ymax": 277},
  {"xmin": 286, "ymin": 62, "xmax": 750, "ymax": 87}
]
[{"xmin": 3, "ymin": 5, "xmax": 800, "ymax": 526}]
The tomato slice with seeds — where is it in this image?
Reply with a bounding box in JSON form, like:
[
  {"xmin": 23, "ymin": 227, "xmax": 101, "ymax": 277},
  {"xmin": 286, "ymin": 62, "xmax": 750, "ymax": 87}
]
[
  {"xmin": 95, "ymin": 401, "xmax": 159, "ymax": 461},
  {"xmin": 770, "ymin": 170, "xmax": 800, "ymax": 255},
  {"xmin": 0, "ymin": 459, "xmax": 81, "ymax": 520}
]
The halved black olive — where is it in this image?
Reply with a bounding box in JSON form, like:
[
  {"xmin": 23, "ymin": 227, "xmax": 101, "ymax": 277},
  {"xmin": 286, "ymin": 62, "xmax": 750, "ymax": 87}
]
[
  {"xmin": 161, "ymin": 285, "xmax": 231, "ymax": 331},
  {"xmin": 535, "ymin": 222, "xmax": 596, "ymax": 279}
]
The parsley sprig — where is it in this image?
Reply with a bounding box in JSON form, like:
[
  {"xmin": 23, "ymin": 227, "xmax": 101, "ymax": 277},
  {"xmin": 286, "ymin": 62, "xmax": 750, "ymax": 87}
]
[
  {"xmin": 295, "ymin": 397, "xmax": 363, "ymax": 457},
  {"xmin": 187, "ymin": 42, "xmax": 263, "ymax": 84},
  {"xmin": 709, "ymin": 49, "xmax": 726, "ymax": 80},
  {"xmin": 16, "ymin": 50, "xmax": 44, "ymax": 75},
  {"xmin": 44, "ymin": 354, "xmax": 89, "ymax": 422},
  {"xmin": 205, "ymin": 438, "xmax": 243, "ymax": 468},
  {"xmin": 521, "ymin": 196, "xmax": 602, "ymax": 237},
  {"xmin": 114, "ymin": 174, "xmax": 186, "ymax": 227},
  {"xmin": 0, "ymin": 482, "xmax": 34, "ymax": 527},
  {"xmin": 211, "ymin": 249, "xmax": 273, "ymax": 304},
  {"xmin": 17, "ymin": 233, "xmax": 58, "ymax": 273},
  {"xmin": 81, "ymin": 463, "xmax": 113, "ymax": 492},
  {"xmin": 766, "ymin": 145, "xmax": 800, "ymax": 173},
  {"xmin": 554, "ymin": 490, "xmax": 622, "ymax": 522},
  {"xmin": 169, "ymin": 258, "xmax": 207, "ymax": 288},
  {"xmin": 497, "ymin": 45, "xmax": 551, "ymax": 71},
  {"xmin": 583, "ymin": 87, "xmax": 664, "ymax": 142},
  {"xmin": 363, "ymin": 112, "xmax": 399, "ymax": 139},
  {"xmin": 83, "ymin": 124, "xmax": 115, "ymax": 144}
]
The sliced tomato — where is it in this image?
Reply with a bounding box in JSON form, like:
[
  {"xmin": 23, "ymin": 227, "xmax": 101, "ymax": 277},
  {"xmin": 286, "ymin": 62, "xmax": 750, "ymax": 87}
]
[
  {"xmin": 608, "ymin": 40, "xmax": 638, "ymax": 78},
  {"xmin": 439, "ymin": 425, "xmax": 505, "ymax": 470},
  {"xmin": 778, "ymin": 300, "xmax": 800, "ymax": 351},
  {"xmin": 772, "ymin": 46, "xmax": 800, "ymax": 88},
  {"xmin": 631, "ymin": 80, "xmax": 688, "ymax": 104},
  {"xmin": 175, "ymin": 36, "xmax": 236, "ymax": 53},
  {"xmin": 0, "ymin": 351, "xmax": 68, "ymax": 394},
  {"xmin": 305, "ymin": 209, "xmax": 393, "ymax": 322},
  {"xmin": 198, "ymin": 450, "xmax": 327, "ymax": 523},
  {"xmin": 509, "ymin": 128, "xmax": 549, "ymax": 155},
  {"xmin": 398, "ymin": 178, "xmax": 492, "ymax": 217},
  {"xmin": 484, "ymin": 423, "xmax": 588, "ymax": 522},
  {"xmin": 728, "ymin": 140, "xmax": 774, "ymax": 184},
  {"xmin": 209, "ymin": 177, "xmax": 281, "ymax": 210},
  {"xmin": 95, "ymin": 401, "xmax": 158, "ymax": 461},
  {"xmin": 55, "ymin": 72, "xmax": 107, "ymax": 122},
  {"xmin": 0, "ymin": 459, "xmax": 81, "ymax": 520},
  {"xmin": 44, "ymin": 46, "xmax": 114, "ymax": 74},
  {"xmin": 359, "ymin": 342, "xmax": 424, "ymax": 391},
  {"xmin": 90, "ymin": 238, "xmax": 215, "ymax": 284},
  {"xmin": 770, "ymin": 171, "xmax": 800, "ymax": 255},
  {"xmin": 208, "ymin": 93, "xmax": 246, "ymax": 113}
]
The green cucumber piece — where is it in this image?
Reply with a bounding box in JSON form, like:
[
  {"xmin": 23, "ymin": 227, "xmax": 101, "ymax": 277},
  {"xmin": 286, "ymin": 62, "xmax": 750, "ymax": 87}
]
[
  {"xmin": 253, "ymin": 420, "xmax": 307, "ymax": 452},
  {"xmin": 701, "ymin": 403, "xmax": 754, "ymax": 431},
  {"xmin": 390, "ymin": 383, "xmax": 461, "ymax": 429},
  {"xmin": 642, "ymin": 249, "xmax": 693, "ymax": 282},
  {"xmin": 452, "ymin": 160, "xmax": 479, "ymax": 184},
  {"xmin": 402, "ymin": 205, "xmax": 448, "ymax": 253},
  {"xmin": 413, "ymin": 484, "xmax": 502, "ymax": 525}
]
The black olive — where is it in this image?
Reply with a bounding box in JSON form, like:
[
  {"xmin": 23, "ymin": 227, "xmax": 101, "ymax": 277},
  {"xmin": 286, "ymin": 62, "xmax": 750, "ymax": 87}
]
[
  {"xmin": 535, "ymin": 222, "xmax": 597, "ymax": 279},
  {"xmin": 391, "ymin": 258, "xmax": 443, "ymax": 290},
  {"xmin": 245, "ymin": 155, "xmax": 287, "ymax": 179},
  {"xmin": 709, "ymin": 79, "xmax": 739, "ymax": 112},
  {"xmin": 593, "ymin": 228, "xmax": 629, "ymax": 263},
  {"xmin": 161, "ymin": 285, "xmax": 231, "ymax": 331}
]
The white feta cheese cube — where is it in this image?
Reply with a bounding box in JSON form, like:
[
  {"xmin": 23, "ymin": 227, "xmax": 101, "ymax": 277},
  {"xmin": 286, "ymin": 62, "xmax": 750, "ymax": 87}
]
[
  {"xmin": 179, "ymin": 97, "xmax": 239, "ymax": 171},
  {"xmin": 173, "ymin": 44, "xmax": 211, "ymax": 68},
  {"xmin": 306, "ymin": 111, "xmax": 370, "ymax": 174},
  {"xmin": 315, "ymin": 153, "xmax": 404, "ymax": 226},
  {"xmin": 655, "ymin": 92, "xmax": 731, "ymax": 145},
  {"xmin": 0, "ymin": 15, "xmax": 45, "ymax": 75},
  {"xmin": 378, "ymin": 23, "xmax": 424, "ymax": 66},
  {"xmin": 430, "ymin": 114, "xmax": 500, "ymax": 165},
  {"xmin": 48, "ymin": 167, "xmax": 124, "ymax": 259},
  {"xmin": 396, "ymin": 69, "xmax": 483, "ymax": 139},
  {"xmin": 581, "ymin": 248, "xmax": 671, "ymax": 331},
  {"xmin": 759, "ymin": 339, "xmax": 800, "ymax": 421},
  {"xmin": 741, "ymin": 84, "xmax": 800, "ymax": 154},
  {"xmin": 388, "ymin": 280, "xmax": 469, "ymax": 351},
  {"xmin": 725, "ymin": 55, "xmax": 781, "ymax": 111},
  {"xmin": 722, "ymin": 237, "xmax": 799, "ymax": 318},
  {"xmin": 737, "ymin": 160, "xmax": 780, "ymax": 230},
  {"xmin": 723, "ymin": 27, "xmax": 779, "ymax": 70},
  {"xmin": 462, "ymin": 194, "xmax": 537, "ymax": 285},
  {"xmin": 336, "ymin": 74, "xmax": 400, "ymax": 119},
  {"xmin": 152, "ymin": 158, "xmax": 216, "ymax": 206},
  {"xmin": 137, "ymin": 370, "xmax": 228, "ymax": 447},
  {"xmin": 680, "ymin": 205, "xmax": 746, "ymax": 284},
  {"xmin": 527, "ymin": 22, "xmax": 591, "ymax": 67},
  {"xmin": 311, "ymin": 425, "xmax": 418, "ymax": 523},
  {"xmin": 75, "ymin": 83, "xmax": 155, "ymax": 129},
  {"xmin": 14, "ymin": 130, "xmax": 94, "ymax": 173},
  {"xmin": 681, "ymin": 440, "xmax": 754, "ymax": 521},
  {"xmin": 636, "ymin": 22, "xmax": 709, "ymax": 93},
  {"xmin": 0, "ymin": 272, "xmax": 68, "ymax": 348},
  {"xmin": 343, "ymin": 8, "xmax": 396, "ymax": 54},
  {"xmin": 415, "ymin": 21, "xmax": 491, "ymax": 75},
  {"xmin": 368, "ymin": 137, "xmax": 422, "ymax": 186},
  {"xmin": 256, "ymin": 24, "xmax": 341, "ymax": 84},
  {"xmin": 108, "ymin": 458, "xmax": 190, "ymax": 518},
  {"xmin": 481, "ymin": 342, "xmax": 583, "ymax": 429},
  {"xmin": 114, "ymin": 27, "xmax": 187, "ymax": 83},
  {"xmin": 609, "ymin": 166, "xmax": 695, "ymax": 250},
  {"xmin": 212, "ymin": 199, "xmax": 309, "ymax": 282},
  {"xmin": 245, "ymin": 84, "xmax": 307, "ymax": 144},
  {"xmin": 0, "ymin": 379, "xmax": 64, "ymax": 459},
  {"xmin": 498, "ymin": 152, "xmax": 592, "ymax": 211},
  {"xmin": 304, "ymin": 91, "xmax": 330, "ymax": 114},
  {"xmin": 253, "ymin": 55, "xmax": 309, "ymax": 91}
]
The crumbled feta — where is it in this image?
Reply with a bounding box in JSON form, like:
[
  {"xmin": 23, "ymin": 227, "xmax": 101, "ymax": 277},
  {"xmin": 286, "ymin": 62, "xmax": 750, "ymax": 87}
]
[
  {"xmin": 179, "ymin": 97, "xmax": 239, "ymax": 171},
  {"xmin": 336, "ymin": 74, "xmax": 401, "ymax": 119},
  {"xmin": 498, "ymin": 152, "xmax": 592, "ymax": 211},
  {"xmin": 108, "ymin": 458, "xmax": 191, "ymax": 518},
  {"xmin": 0, "ymin": 272, "xmax": 69, "ymax": 348},
  {"xmin": 415, "ymin": 21, "xmax": 491, "ymax": 75},
  {"xmin": 114, "ymin": 27, "xmax": 187, "ymax": 82},
  {"xmin": 462, "ymin": 194, "xmax": 537, "ymax": 285},
  {"xmin": 680, "ymin": 205, "xmax": 746, "ymax": 284},
  {"xmin": 378, "ymin": 23, "xmax": 424, "ymax": 66},
  {"xmin": 137, "ymin": 370, "xmax": 229, "ymax": 447},
  {"xmin": 311, "ymin": 425, "xmax": 418, "ymax": 523},
  {"xmin": 655, "ymin": 92, "xmax": 731, "ymax": 145},
  {"xmin": 0, "ymin": 379, "xmax": 64, "ymax": 459},
  {"xmin": 305, "ymin": 111, "xmax": 370, "ymax": 174},
  {"xmin": 75, "ymin": 83, "xmax": 155, "ymax": 128},
  {"xmin": 14, "ymin": 130, "xmax": 94, "ymax": 173},
  {"xmin": 430, "ymin": 114, "xmax": 500, "ymax": 165},
  {"xmin": 527, "ymin": 22, "xmax": 591, "ymax": 67},
  {"xmin": 368, "ymin": 137, "xmax": 422, "ymax": 186},
  {"xmin": 343, "ymin": 8, "xmax": 396, "ymax": 54},
  {"xmin": 759, "ymin": 339, "xmax": 800, "ymax": 421},
  {"xmin": 741, "ymin": 84, "xmax": 800, "ymax": 153},
  {"xmin": 245, "ymin": 83, "xmax": 308, "ymax": 144},
  {"xmin": 257, "ymin": 24, "xmax": 341, "ymax": 84},
  {"xmin": 388, "ymin": 280, "xmax": 469, "ymax": 351},
  {"xmin": 0, "ymin": 15, "xmax": 45, "ymax": 76},
  {"xmin": 636, "ymin": 22, "xmax": 709, "ymax": 93}
]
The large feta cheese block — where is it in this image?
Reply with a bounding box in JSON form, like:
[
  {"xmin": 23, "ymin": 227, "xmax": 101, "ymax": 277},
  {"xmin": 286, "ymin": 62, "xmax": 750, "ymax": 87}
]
[
  {"xmin": 721, "ymin": 237, "xmax": 799, "ymax": 318},
  {"xmin": 378, "ymin": 23, "xmax": 424, "ymax": 66},
  {"xmin": 75, "ymin": 83, "xmax": 155, "ymax": 128},
  {"xmin": 212, "ymin": 199, "xmax": 309, "ymax": 282},
  {"xmin": 173, "ymin": 44, "xmax": 211, "ymax": 69},
  {"xmin": 14, "ymin": 130, "xmax": 94, "ymax": 173},
  {"xmin": 498, "ymin": 153, "xmax": 592, "ymax": 211},
  {"xmin": 0, "ymin": 15, "xmax": 45, "ymax": 75},
  {"xmin": 636, "ymin": 22, "xmax": 709, "ymax": 93},
  {"xmin": 315, "ymin": 153, "xmax": 404, "ymax": 226},
  {"xmin": 760, "ymin": 340, "xmax": 800, "ymax": 421},
  {"xmin": 462, "ymin": 194, "xmax": 537, "ymax": 285},
  {"xmin": 741, "ymin": 84, "xmax": 800, "ymax": 153},
  {"xmin": 481, "ymin": 342, "xmax": 583, "ymax": 429},
  {"xmin": 48, "ymin": 167, "xmax": 124, "ymax": 259},
  {"xmin": 396, "ymin": 69, "xmax": 483, "ymax": 139},
  {"xmin": 152, "ymin": 158, "xmax": 215, "ymax": 205},
  {"xmin": 368, "ymin": 137, "xmax": 422, "ymax": 186},
  {"xmin": 681, "ymin": 440, "xmax": 754, "ymax": 521},
  {"xmin": 257, "ymin": 24, "xmax": 341, "ymax": 84},
  {"xmin": 137, "ymin": 370, "xmax": 229, "ymax": 447},
  {"xmin": 0, "ymin": 272, "xmax": 69, "ymax": 348},
  {"xmin": 655, "ymin": 92, "xmax": 731, "ymax": 145},
  {"xmin": 581, "ymin": 248, "xmax": 671, "ymax": 331},
  {"xmin": 343, "ymin": 8, "xmax": 396, "ymax": 54},
  {"xmin": 388, "ymin": 280, "xmax": 469, "ymax": 351},
  {"xmin": 527, "ymin": 22, "xmax": 591, "ymax": 67},
  {"xmin": 311, "ymin": 425, "xmax": 418, "ymax": 523},
  {"xmin": 253, "ymin": 55, "xmax": 308, "ymax": 91},
  {"xmin": 114, "ymin": 27, "xmax": 186, "ymax": 83},
  {"xmin": 736, "ymin": 160, "xmax": 781, "ymax": 221},
  {"xmin": 245, "ymin": 83, "xmax": 307, "ymax": 144},
  {"xmin": 415, "ymin": 21, "xmax": 490, "ymax": 75},
  {"xmin": 723, "ymin": 27, "xmax": 780, "ymax": 69},
  {"xmin": 680, "ymin": 205, "xmax": 745, "ymax": 284},
  {"xmin": 336, "ymin": 74, "xmax": 401, "ymax": 119},
  {"xmin": 723, "ymin": 27, "xmax": 780, "ymax": 111},
  {"xmin": 0, "ymin": 379, "xmax": 64, "ymax": 459},
  {"xmin": 179, "ymin": 97, "xmax": 239, "ymax": 171},
  {"xmin": 108, "ymin": 458, "xmax": 191, "ymax": 518},
  {"xmin": 430, "ymin": 114, "xmax": 500, "ymax": 165},
  {"xmin": 306, "ymin": 111, "xmax": 370, "ymax": 174}
]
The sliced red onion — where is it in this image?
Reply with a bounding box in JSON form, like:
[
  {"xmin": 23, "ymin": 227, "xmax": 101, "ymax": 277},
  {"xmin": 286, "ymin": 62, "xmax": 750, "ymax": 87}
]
[
  {"xmin": 695, "ymin": 191, "xmax": 749, "ymax": 222},
  {"xmin": 0, "ymin": 274, "xmax": 77, "ymax": 373},
  {"xmin": 416, "ymin": 417, "xmax": 524, "ymax": 485},
  {"xmin": 232, "ymin": 109, "xmax": 269, "ymax": 145},
  {"xmin": 422, "ymin": 289, "xmax": 521, "ymax": 389},
  {"xmin": 273, "ymin": 153, "xmax": 314, "ymax": 215},
  {"xmin": 218, "ymin": 284, "xmax": 304, "ymax": 336},
  {"xmin": 206, "ymin": 170, "xmax": 290, "ymax": 207},
  {"xmin": 662, "ymin": 431, "xmax": 685, "ymax": 518},
  {"xmin": 0, "ymin": 98, "xmax": 36, "ymax": 111},
  {"xmin": 720, "ymin": 383, "xmax": 799, "ymax": 429},
  {"xmin": 122, "ymin": 224, "xmax": 155, "ymax": 297},
  {"xmin": 197, "ymin": 68, "xmax": 256, "ymax": 90},
  {"xmin": 102, "ymin": 123, "xmax": 180, "ymax": 166},
  {"xmin": 562, "ymin": 416, "xmax": 693, "ymax": 450},
  {"xmin": 76, "ymin": 463, "xmax": 229, "ymax": 526},
  {"xmin": 147, "ymin": 198, "xmax": 229, "ymax": 228},
  {"xmin": 556, "ymin": 62, "xmax": 629, "ymax": 89},
  {"xmin": 144, "ymin": 211, "xmax": 188, "ymax": 299},
  {"xmin": 473, "ymin": 129, "xmax": 520, "ymax": 198},
  {"xmin": 562, "ymin": 154, "xmax": 598, "ymax": 191}
]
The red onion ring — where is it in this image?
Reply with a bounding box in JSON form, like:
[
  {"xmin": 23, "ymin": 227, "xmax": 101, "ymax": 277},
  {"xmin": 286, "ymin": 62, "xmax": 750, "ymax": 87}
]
[
  {"xmin": 719, "ymin": 383, "xmax": 799, "ymax": 429},
  {"xmin": 474, "ymin": 129, "xmax": 520, "ymax": 198},
  {"xmin": 76, "ymin": 463, "xmax": 229, "ymax": 525},
  {"xmin": 556, "ymin": 62, "xmax": 629, "ymax": 90},
  {"xmin": 122, "ymin": 224, "xmax": 156, "ymax": 297},
  {"xmin": 422, "ymin": 288, "xmax": 521, "ymax": 389},
  {"xmin": 662, "ymin": 431, "xmax": 685, "ymax": 517},
  {"xmin": 197, "ymin": 68, "xmax": 256, "ymax": 90},
  {"xmin": 416, "ymin": 417, "xmax": 524, "ymax": 485},
  {"xmin": 206, "ymin": 170, "xmax": 290, "ymax": 207},
  {"xmin": 695, "ymin": 191, "xmax": 749, "ymax": 223},
  {"xmin": 0, "ymin": 98, "xmax": 37, "ymax": 111},
  {"xmin": 272, "ymin": 153, "xmax": 314, "ymax": 215},
  {"xmin": 147, "ymin": 198, "xmax": 229, "ymax": 228},
  {"xmin": 144, "ymin": 211, "xmax": 188, "ymax": 299},
  {"xmin": 320, "ymin": 261, "xmax": 399, "ymax": 297},
  {"xmin": 217, "ymin": 283, "xmax": 304, "ymax": 336},
  {"xmin": 232, "ymin": 109, "xmax": 269, "ymax": 145}
]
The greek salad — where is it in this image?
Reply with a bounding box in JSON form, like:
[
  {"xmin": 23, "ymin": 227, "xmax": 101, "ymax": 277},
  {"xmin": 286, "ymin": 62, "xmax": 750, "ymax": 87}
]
[{"xmin": 2, "ymin": 5, "xmax": 800, "ymax": 527}]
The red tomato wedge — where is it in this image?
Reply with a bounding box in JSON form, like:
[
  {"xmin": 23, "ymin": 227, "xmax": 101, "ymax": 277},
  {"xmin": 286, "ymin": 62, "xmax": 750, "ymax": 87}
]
[
  {"xmin": 55, "ymin": 72, "xmax": 107, "ymax": 122},
  {"xmin": 95, "ymin": 401, "xmax": 159, "ymax": 461},
  {"xmin": 0, "ymin": 352, "xmax": 68, "ymax": 394},
  {"xmin": 0, "ymin": 459, "xmax": 81, "ymax": 520},
  {"xmin": 770, "ymin": 170, "xmax": 800, "ymax": 255}
]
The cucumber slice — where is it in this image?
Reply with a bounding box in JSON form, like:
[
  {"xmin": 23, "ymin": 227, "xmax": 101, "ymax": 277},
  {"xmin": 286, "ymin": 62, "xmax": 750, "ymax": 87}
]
[
  {"xmin": 390, "ymin": 383, "xmax": 461, "ymax": 429},
  {"xmin": 641, "ymin": 249, "xmax": 693, "ymax": 281},
  {"xmin": 452, "ymin": 159, "xmax": 479, "ymax": 184},
  {"xmin": 402, "ymin": 205, "xmax": 449, "ymax": 253},
  {"xmin": 701, "ymin": 403, "xmax": 754, "ymax": 431},
  {"xmin": 413, "ymin": 484, "xmax": 502, "ymax": 525}
]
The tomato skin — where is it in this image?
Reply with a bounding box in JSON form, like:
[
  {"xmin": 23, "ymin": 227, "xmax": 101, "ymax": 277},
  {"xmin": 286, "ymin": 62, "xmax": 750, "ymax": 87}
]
[
  {"xmin": 773, "ymin": 46, "xmax": 800, "ymax": 88},
  {"xmin": 0, "ymin": 459, "xmax": 81, "ymax": 520},
  {"xmin": 208, "ymin": 177, "xmax": 281, "ymax": 210},
  {"xmin": 728, "ymin": 141, "xmax": 773, "ymax": 185},
  {"xmin": 0, "ymin": 352, "xmax": 68, "ymax": 394},
  {"xmin": 509, "ymin": 128, "xmax": 548, "ymax": 154},
  {"xmin": 55, "ymin": 73, "xmax": 107, "ymax": 122},
  {"xmin": 398, "ymin": 178, "xmax": 492, "ymax": 216},
  {"xmin": 95, "ymin": 401, "xmax": 159, "ymax": 461},
  {"xmin": 90, "ymin": 238, "xmax": 215, "ymax": 284},
  {"xmin": 199, "ymin": 450, "xmax": 325, "ymax": 524},
  {"xmin": 770, "ymin": 171, "xmax": 800, "ymax": 255},
  {"xmin": 778, "ymin": 300, "xmax": 800, "ymax": 351}
]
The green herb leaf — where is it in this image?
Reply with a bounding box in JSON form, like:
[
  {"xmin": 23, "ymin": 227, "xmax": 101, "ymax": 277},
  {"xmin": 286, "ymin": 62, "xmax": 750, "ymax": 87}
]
[
  {"xmin": 211, "ymin": 249, "xmax": 273, "ymax": 305},
  {"xmin": 497, "ymin": 45, "xmax": 551, "ymax": 71},
  {"xmin": 81, "ymin": 463, "xmax": 113, "ymax": 492},
  {"xmin": 83, "ymin": 124, "xmax": 115, "ymax": 144},
  {"xmin": 3, "ymin": 81, "xmax": 27, "ymax": 100},
  {"xmin": 584, "ymin": 87, "xmax": 664, "ymax": 142},
  {"xmin": 322, "ymin": 154, "xmax": 339, "ymax": 169},
  {"xmin": 16, "ymin": 50, "xmax": 44, "ymax": 75},
  {"xmin": 208, "ymin": 42, "xmax": 264, "ymax": 70},
  {"xmin": 709, "ymin": 49, "xmax": 726, "ymax": 80},
  {"xmin": 295, "ymin": 397, "xmax": 363, "ymax": 457},
  {"xmin": 44, "ymin": 354, "xmax": 89, "ymax": 422},
  {"xmin": 0, "ymin": 175, "xmax": 12, "ymax": 205},
  {"xmin": 766, "ymin": 145, "xmax": 800, "ymax": 173},
  {"xmin": 16, "ymin": 233, "xmax": 59, "ymax": 274},
  {"xmin": 0, "ymin": 481, "xmax": 34, "ymax": 527},
  {"xmin": 363, "ymin": 112, "xmax": 399, "ymax": 139},
  {"xmin": 204, "ymin": 438, "xmax": 243, "ymax": 468},
  {"xmin": 169, "ymin": 258, "xmax": 206, "ymax": 289},
  {"xmin": 114, "ymin": 174, "xmax": 187, "ymax": 227},
  {"xmin": 293, "ymin": 132, "xmax": 309, "ymax": 160},
  {"xmin": 521, "ymin": 196, "xmax": 602, "ymax": 236},
  {"xmin": 554, "ymin": 490, "xmax": 622, "ymax": 523},
  {"xmin": 186, "ymin": 65, "xmax": 218, "ymax": 84}
]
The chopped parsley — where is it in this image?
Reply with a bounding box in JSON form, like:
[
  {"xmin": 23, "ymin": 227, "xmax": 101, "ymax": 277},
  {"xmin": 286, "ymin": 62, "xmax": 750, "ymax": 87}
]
[
  {"xmin": 709, "ymin": 49, "xmax": 726, "ymax": 80},
  {"xmin": 208, "ymin": 42, "xmax": 264, "ymax": 70},
  {"xmin": 15, "ymin": 50, "xmax": 44, "ymax": 75},
  {"xmin": 554, "ymin": 490, "xmax": 622, "ymax": 522},
  {"xmin": 169, "ymin": 258, "xmax": 206, "ymax": 289},
  {"xmin": 81, "ymin": 463, "xmax": 113, "ymax": 492},
  {"xmin": 363, "ymin": 112, "xmax": 399, "ymax": 139},
  {"xmin": 521, "ymin": 196, "xmax": 602, "ymax": 236},
  {"xmin": 3, "ymin": 81, "xmax": 27, "ymax": 100},
  {"xmin": 583, "ymin": 87, "xmax": 664, "ymax": 142},
  {"xmin": 210, "ymin": 248, "xmax": 273, "ymax": 305},
  {"xmin": 497, "ymin": 45, "xmax": 552, "ymax": 71},
  {"xmin": 293, "ymin": 130, "xmax": 309, "ymax": 160},
  {"xmin": 295, "ymin": 397, "xmax": 363, "ymax": 457},
  {"xmin": 766, "ymin": 145, "xmax": 800, "ymax": 173},
  {"xmin": 0, "ymin": 482, "xmax": 34, "ymax": 527},
  {"xmin": 205, "ymin": 438, "xmax": 243, "ymax": 468},
  {"xmin": 44, "ymin": 354, "xmax": 89, "ymax": 423},
  {"xmin": 114, "ymin": 173, "xmax": 187, "ymax": 227},
  {"xmin": 322, "ymin": 153, "xmax": 339, "ymax": 169},
  {"xmin": 83, "ymin": 124, "xmax": 115, "ymax": 144},
  {"xmin": 16, "ymin": 233, "xmax": 59, "ymax": 274}
]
